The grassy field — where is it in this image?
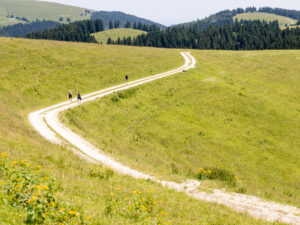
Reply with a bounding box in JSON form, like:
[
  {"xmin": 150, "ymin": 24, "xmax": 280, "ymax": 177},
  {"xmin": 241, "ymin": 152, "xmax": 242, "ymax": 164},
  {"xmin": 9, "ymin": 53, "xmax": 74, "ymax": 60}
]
[
  {"xmin": 234, "ymin": 12, "xmax": 297, "ymax": 27},
  {"xmin": 63, "ymin": 50, "xmax": 300, "ymax": 208},
  {"xmin": 93, "ymin": 28, "xmax": 147, "ymax": 44},
  {"xmin": 0, "ymin": 37, "xmax": 275, "ymax": 224},
  {"xmin": 0, "ymin": 0, "xmax": 92, "ymax": 25}
]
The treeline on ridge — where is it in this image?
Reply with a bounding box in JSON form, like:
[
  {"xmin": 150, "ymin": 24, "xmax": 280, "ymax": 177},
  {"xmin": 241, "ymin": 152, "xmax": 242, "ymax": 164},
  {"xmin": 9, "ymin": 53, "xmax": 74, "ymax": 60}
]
[
  {"xmin": 91, "ymin": 11, "xmax": 165, "ymax": 29},
  {"xmin": 26, "ymin": 19, "xmax": 104, "ymax": 43},
  {"xmin": 0, "ymin": 20, "xmax": 60, "ymax": 37},
  {"xmin": 107, "ymin": 20, "xmax": 160, "ymax": 32},
  {"xmin": 108, "ymin": 20, "xmax": 300, "ymax": 50},
  {"xmin": 183, "ymin": 7, "xmax": 300, "ymax": 31}
]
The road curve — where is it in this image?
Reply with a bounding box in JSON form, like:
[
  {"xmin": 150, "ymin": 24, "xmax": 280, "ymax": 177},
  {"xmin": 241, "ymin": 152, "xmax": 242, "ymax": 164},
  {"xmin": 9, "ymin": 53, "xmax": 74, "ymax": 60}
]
[{"xmin": 29, "ymin": 52, "xmax": 300, "ymax": 224}]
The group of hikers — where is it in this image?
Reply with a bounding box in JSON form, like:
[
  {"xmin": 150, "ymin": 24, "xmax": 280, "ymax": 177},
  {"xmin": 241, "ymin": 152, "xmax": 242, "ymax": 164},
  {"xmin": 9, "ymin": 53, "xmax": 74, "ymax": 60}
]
[
  {"xmin": 68, "ymin": 75, "xmax": 129, "ymax": 103},
  {"xmin": 68, "ymin": 90, "xmax": 81, "ymax": 103}
]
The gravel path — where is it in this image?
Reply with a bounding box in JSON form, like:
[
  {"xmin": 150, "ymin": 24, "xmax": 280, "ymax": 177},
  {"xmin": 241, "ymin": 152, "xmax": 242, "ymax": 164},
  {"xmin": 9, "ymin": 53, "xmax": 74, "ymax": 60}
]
[{"xmin": 29, "ymin": 52, "xmax": 300, "ymax": 224}]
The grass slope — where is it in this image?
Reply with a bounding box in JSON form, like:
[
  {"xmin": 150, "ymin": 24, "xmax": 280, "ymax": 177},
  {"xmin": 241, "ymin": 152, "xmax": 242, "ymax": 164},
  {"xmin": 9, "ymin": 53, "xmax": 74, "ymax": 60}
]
[
  {"xmin": 93, "ymin": 28, "xmax": 147, "ymax": 44},
  {"xmin": 63, "ymin": 50, "xmax": 300, "ymax": 207},
  {"xmin": 234, "ymin": 12, "xmax": 297, "ymax": 27},
  {"xmin": 0, "ymin": 37, "xmax": 273, "ymax": 224},
  {"xmin": 0, "ymin": 0, "xmax": 92, "ymax": 25}
]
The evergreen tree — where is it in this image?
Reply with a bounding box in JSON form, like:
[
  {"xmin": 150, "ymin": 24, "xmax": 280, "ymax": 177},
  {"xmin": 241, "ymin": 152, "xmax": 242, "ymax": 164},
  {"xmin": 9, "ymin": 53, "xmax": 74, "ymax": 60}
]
[
  {"xmin": 95, "ymin": 19, "xmax": 104, "ymax": 32},
  {"xmin": 109, "ymin": 21, "xmax": 113, "ymax": 29},
  {"xmin": 114, "ymin": 20, "xmax": 120, "ymax": 28},
  {"xmin": 133, "ymin": 22, "xmax": 137, "ymax": 29},
  {"xmin": 124, "ymin": 21, "xmax": 131, "ymax": 28}
]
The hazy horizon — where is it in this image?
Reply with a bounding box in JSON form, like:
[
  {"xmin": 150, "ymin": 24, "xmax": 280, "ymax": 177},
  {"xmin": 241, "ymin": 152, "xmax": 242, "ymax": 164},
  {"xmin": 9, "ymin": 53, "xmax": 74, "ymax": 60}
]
[{"xmin": 41, "ymin": 0, "xmax": 300, "ymax": 25}]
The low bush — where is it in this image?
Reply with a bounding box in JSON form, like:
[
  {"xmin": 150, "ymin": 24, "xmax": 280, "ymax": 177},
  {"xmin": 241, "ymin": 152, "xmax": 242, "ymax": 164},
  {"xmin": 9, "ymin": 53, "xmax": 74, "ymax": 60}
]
[
  {"xmin": 89, "ymin": 166, "xmax": 114, "ymax": 180},
  {"xmin": 197, "ymin": 167, "xmax": 237, "ymax": 186},
  {"xmin": 105, "ymin": 188, "xmax": 171, "ymax": 224},
  {"xmin": 0, "ymin": 152, "xmax": 92, "ymax": 224}
]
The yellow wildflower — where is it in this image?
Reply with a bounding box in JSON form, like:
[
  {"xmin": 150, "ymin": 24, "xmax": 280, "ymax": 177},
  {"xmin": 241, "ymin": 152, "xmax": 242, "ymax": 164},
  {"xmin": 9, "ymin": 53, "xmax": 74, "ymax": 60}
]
[
  {"xmin": 11, "ymin": 161, "xmax": 18, "ymax": 165},
  {"xmin": 15, "ymin": 184, "xmax": 23, "ymax": 188},
  {"xmin": 115, "ymin": 187, "xmax": 122, "ymax": 191},
  {"xmin": 68, "ymin": 210, "xmax": 77, "ymax": 216},
  {"xmin": 60, "ymin": 208, "xmax": 65, "ymax": 211},
  {"xmin": 28, "ymin": 196, "xmax": 36, "ymax": 204},
  {"xmin": 110, "ymin": 193, "xmax": 115, "ymax": 197},
  {"xmin": 34, "ymin": 185, "xmax": 42, "ymax": 190},
  {"xmin": 141, "ymin": 205, "xmax": 147, "ymax": 211},
  {"xmin": 42, "ymin": 185, "xmax": 49, "ymax": 190},
  {"xmin": 87, "ymin": 216, "xmax": 92, "ymax": 221},
  {"xmin": 1, "ymin": 152, "xmax": 8, "ymax": 158},
  {"xmin": 161, "ymin": 211, "xmax": 167, "ymax": 216}
]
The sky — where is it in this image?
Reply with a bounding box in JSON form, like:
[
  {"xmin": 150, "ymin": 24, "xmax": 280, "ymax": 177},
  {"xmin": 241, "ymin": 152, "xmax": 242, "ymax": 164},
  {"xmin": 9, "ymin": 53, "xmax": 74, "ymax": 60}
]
[{"xmin": 41, "ymin": 0, "xmax": 300, "ymax": 26}]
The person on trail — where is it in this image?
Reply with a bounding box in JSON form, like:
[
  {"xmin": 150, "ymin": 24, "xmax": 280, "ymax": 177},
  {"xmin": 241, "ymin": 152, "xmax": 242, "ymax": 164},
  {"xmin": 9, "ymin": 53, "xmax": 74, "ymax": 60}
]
[
  {"xmin": 77, "ymin": 92, "xmax": 82, "ymax": 102},
  {"xmin": 125, "ymin": 75, "xmax": 128, "ymax": 83},
  {"xmin": 68, "ymin": 90, "xmax": 73, "ymax": 102}
]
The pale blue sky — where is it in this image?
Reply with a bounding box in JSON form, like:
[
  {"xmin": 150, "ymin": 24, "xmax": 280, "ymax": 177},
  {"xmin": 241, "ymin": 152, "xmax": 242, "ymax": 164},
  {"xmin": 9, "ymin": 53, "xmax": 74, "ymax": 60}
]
[{"xmin": 41, "ymin": 0, "xmax": 300, "ymax": 25}]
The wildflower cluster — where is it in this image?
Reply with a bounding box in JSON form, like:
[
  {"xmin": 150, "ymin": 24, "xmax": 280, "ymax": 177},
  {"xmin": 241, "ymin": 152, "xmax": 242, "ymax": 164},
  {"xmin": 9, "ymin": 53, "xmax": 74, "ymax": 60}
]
[
  {"xmin": 105, "ymin": 188, "xmax": 171, "ymax": 224},
  {"xmin": 197, "ymin": 167, "xmax": 240, "ymax": 187},
  {"xmin": 89, "ymin": 166, "xmax": 114, "ymax": 180},
  {"xmin": 197, "ymin": 168, "xmax": 212, "ymax": 179},
  {"xmin": 0, "ymin": 152, "xmax": 91, "ymax": 224}
]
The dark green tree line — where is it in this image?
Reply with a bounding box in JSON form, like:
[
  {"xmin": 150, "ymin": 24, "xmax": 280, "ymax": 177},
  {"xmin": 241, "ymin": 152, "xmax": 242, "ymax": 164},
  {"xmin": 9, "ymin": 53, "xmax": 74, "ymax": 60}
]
[
  {"xmin": 26, "ymin": 19, "xmax": 104, "ymax": 43},
  {"xmin": 108, "ymin": 21, "xmax": 300, "ymax": 50}
]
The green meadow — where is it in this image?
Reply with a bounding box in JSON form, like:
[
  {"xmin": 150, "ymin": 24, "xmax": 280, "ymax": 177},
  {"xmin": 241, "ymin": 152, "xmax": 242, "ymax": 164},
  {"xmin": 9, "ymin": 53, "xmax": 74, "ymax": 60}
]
[
  {"xmin": 234, "ymin": 12, "xmax": 297, "ymax": 27},
  {"xmin": 93, "ymin": 28, "xmax": 147, "ymax": 44},
  {"xmin": 0, "ymin": 37, "xmax": 276, "ymax": 224},
  {"xmin": 0, "ymin": 0, "xmax": 91, "ymax": 24},
  {"xmin": 63, "ymin": 50, "xmax": 300, "ymax": 207}
]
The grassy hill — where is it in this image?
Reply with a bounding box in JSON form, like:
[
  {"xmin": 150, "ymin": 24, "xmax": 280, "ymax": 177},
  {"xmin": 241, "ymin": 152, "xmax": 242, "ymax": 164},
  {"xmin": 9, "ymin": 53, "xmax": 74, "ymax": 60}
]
[
  {"xmin": 0, "ymin": 37, "xmax": 274, "ymax": 224},
  {"xmin": 234, "ymin": 12, "xmax": 297, "ymax": 27},
  {"xmin": 0, "ymin": 0, "xmax": 92, "ymax": 26},
  {"xmin": 91, "ymin": 11, "xmax": 166, "ymax": 29},
  {"xmin": 93, "ymin": 28, "xmax": 147, "ymax": 44},
  {"xmin": 63, "ymin": 50, "xmax": 300, "ymax": 207}
]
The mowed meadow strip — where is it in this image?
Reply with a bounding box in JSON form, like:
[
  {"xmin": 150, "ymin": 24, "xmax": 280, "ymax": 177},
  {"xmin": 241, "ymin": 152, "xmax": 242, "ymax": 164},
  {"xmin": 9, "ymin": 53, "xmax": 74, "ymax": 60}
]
[
  {"xmin": 63, "ymin": 50, "xmax": 300, "ymax": 207},
  {"xmin": 0, "ymin": 38, "xmax": 274, "ymax": 224}
]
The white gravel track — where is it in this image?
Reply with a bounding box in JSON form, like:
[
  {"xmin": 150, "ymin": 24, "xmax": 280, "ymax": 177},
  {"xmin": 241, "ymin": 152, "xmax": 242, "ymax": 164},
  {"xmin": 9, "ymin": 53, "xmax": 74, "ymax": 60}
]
[{"xmin": 29, "ymin": 52, "xmax": 300, "ymax": 224}]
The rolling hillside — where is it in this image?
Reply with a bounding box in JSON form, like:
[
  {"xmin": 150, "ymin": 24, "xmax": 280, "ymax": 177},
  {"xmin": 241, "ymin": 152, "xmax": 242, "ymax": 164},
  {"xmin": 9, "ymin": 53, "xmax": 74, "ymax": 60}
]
[
  {"xmin": 234, "ymin": 12, "xmax": 297, "ymax": 27},
  {"xmin": 0, "ymin": 0, "xmax": 92, "ymax": 25},
  {"xmin": 180, "ymin": 7, "xmax": 300, "ymax": 30},
  {"xmin": 93, "ymin": 28, "xmax": 147, "ymax": 44},
  {"xmin": 63, "ymin": 50, "xmax": 300, "ymax": 207},
  {"xmin": 0, "ymin": 37, "xmax": 274, "ymax": 224},
  {"xmin": 91, "ymin": 11, "xmax": 166, "ymax": 29}
]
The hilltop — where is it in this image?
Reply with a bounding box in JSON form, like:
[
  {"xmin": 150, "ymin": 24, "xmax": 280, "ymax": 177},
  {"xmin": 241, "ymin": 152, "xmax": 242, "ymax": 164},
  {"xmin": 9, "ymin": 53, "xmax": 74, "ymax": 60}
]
[
  {"xmin": 92, "ymin": 28, "xmax": 147, "ymax": 44},
  {"xmin": 91, "ymin": 11, "xmax": 166, "ymax": 29},
  {"xmin": 181, "ymin": 7, "xmax": 300, "ymax": 29},
  {"xmin": 0, "ymin": 0, "xmax": 92, "ymax": 25}
]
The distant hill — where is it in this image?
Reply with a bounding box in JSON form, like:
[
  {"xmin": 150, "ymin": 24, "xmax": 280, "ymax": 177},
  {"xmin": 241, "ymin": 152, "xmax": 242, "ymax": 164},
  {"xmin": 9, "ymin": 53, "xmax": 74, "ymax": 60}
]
[
  {"xmin": 0, "ymin": 20, "xmax": 60, "ymax": 37},
  {"xmin": 180, "ymin": 7, "xmax": 300, "ymax": 30},
  {"xmin": 0, "ymin": 0, "xmax": 93, "ymax": 26},
  {"xmin": 92, "ymin": 28, "xmax": 147, "ymax": 44},
  {"xmin": 91, "ymin": 11, "xmax": 166, "ymax": 29},
  {"xmin": 234, "ymin": 12, "xmax": 297, "ymax": 27}
]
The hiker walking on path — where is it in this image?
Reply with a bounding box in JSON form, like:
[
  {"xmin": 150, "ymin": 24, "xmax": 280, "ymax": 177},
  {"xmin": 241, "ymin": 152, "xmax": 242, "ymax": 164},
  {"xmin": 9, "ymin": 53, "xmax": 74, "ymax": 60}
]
[
  {"xmin": 77, "ymin": 92, "xmax": 82, "ymax": 103},
  {"xmin": 68, "ymin": 90, "xmax": 72, "ymax": 102},
  {"xmin": 125, "ymin": 75, "xmax": 128, "ymax": 83}
]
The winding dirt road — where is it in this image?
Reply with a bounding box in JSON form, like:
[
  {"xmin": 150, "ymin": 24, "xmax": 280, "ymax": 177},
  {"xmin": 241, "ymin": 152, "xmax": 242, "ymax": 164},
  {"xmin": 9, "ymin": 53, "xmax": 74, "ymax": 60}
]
[{"xmin": 29, "ymin": 52, "xmax": 300, "ymax": 224}]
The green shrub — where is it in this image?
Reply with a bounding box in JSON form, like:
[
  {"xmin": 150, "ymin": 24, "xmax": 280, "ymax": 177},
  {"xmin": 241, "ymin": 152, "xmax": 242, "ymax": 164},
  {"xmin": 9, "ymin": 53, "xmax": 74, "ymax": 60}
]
[
  {"xmin": 0, "ymin": 152, "xmax": 92, "ymax": 224},
  {"xmin": 105, "ymin": 188, "xmax": 171, "ymax": 224},
  {"xmin": 89, "ymin": 166, "xmax": 114, "ymax": 180},
  {"xmin": 197, "ymin": 167, "xmax": 237, "ymax": 186}
]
